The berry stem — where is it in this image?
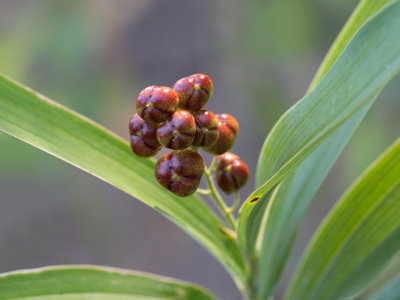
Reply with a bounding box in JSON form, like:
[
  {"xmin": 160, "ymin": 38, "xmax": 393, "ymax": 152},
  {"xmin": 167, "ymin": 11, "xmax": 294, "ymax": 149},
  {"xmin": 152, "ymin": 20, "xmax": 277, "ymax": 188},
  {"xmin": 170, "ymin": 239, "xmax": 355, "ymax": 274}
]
[
  {"xmin": 196, "ymin": 188, "xmax": 211, "ymax": 195},
  {"xmin": 229, "ymin": 192, "xmax": 240, "ymax": 213},
  {"xmin": 208, "ymin": 154, "xmax": 217, "ymax": 171},
  {"xmin": 204, "ymin": 156, "xmax": 236, "ymax": 229}
]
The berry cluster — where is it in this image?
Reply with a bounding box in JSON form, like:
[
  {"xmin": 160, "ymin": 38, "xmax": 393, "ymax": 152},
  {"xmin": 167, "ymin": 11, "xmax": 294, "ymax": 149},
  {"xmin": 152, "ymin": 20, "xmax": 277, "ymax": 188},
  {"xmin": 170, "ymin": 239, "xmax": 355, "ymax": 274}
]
[{"xmin": 129, "ymin": 73, "xmax": 248, "ymax": 197}]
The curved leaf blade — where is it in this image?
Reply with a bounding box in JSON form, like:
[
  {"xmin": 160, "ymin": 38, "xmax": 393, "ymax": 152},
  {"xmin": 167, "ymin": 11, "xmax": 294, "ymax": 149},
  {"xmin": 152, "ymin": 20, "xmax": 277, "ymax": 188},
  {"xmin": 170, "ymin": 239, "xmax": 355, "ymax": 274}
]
[
  {"xmin": 357, "ymin": 255, "xmax": 400, "ymax": 299},
  {"xmin": 251, "ymin": 0, "xmax": 400, "ymax": 200},
  {"xmin": 238, "ymin": 0, "xmax": 400, "ymax": 253},
  {"xmin": 0, "ymin": 75, "xmax": 245, "ymax": 286},
  {"xmin": 284, "ymin": 138, "xmax": 400, "ymax": 300},
  {"xmin": 252, "ymin": 1, "xmax": 393, "ymax": 298},
  {"xmin": 308, "ymin": 0, "xmax": 392, "ymax": 92},
  {"xmin": 255, "ymin": 100, "xmax": 373, "ymax": 299},
  {"xmin": 367, "ymin": 274, "xmax": 400, "ymax": 300},
  {"xmin": 0, "ymin": 265, "xmax": 216, "ymax": 300}
]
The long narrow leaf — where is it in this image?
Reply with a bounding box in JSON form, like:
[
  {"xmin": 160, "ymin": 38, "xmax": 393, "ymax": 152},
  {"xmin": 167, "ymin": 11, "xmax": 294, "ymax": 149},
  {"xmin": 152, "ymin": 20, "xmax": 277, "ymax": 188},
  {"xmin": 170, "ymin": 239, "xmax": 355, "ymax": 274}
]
[
  {"xmin": 357, "ymin": 255, "xmax": 400, "ymax": 299},
  {"xmin": 308, "ymin": 0, "xmax": 392, "ymax": 91},
  {"xmin": 0, "ymin": 265, "xmax": 216, "ymax": 299},
  {"xmin": 237, "ymin": 0, "xmax": 400, "ymax": 256},
  {"xmin": 251, "ymin": 0, "xmax": 393, "ymax": 298},
  {"xmin": 0, "ymin": 75, "xmax": 246, "ymax": 286},
  {"xmin": 367, "ymin": 274, "xmax": 400, "ymax": 300},
  {"xmin": 249, "ymin": 0, "xmax": 400, "ymax": 203},
  {"xmin": 255, "ymin": 100, "xmax": 373, "ymax": 299},
  {"xmin": 284, "ymin": 138, "xmax": 400, "ymax": 300}
]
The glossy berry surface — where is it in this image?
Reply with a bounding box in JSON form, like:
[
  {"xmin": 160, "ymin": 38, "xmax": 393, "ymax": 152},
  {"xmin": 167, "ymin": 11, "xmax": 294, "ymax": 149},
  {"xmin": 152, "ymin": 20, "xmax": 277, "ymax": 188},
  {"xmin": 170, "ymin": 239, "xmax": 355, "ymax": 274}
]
[
  {"xmin": 156, "ymin": 110, "xmax": 196, "ymax": 150},
  {"xmin": 173, "ymin": 73, "xmax": 213, "ymax": 112},
  {"xmin": 129, "ymin": 114, "xmax": 161, "ymax": 157},
  {"xmin": 136, "ymin": 86, "xmax": 179, "ymax": 124},
  {"xmin": 203, "ymin": 113, "xmax": 239, "ymax": 155},
  {"xmin": 216, "ymin": 152, "xmax": 249, "ymax": 194},
  {"xmin": 129, "ymin": 113, "xmax": 161, "ymax": 157},
  {"xmin": 192, "ymin": 110, "xmax": 219, "ymax": 147},
  {"xmin": 155, "ymin": 149, "xmax": 205, "ymax": 197}
]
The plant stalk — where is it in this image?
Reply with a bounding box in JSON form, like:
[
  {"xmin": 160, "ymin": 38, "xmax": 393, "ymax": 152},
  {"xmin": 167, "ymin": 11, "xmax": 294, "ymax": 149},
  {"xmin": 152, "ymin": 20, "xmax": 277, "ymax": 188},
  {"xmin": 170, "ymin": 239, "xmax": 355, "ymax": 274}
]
[
  {"xmin": 196, "ymin": 188, "xmax": 211, "ymax": 195},
  {"xmin": 204, "ymin": 157, "xmax": 237, "ymax": 230},
  {"xmin": 229, "ymin": 192, "xmax": 240, "ymax": 213}
]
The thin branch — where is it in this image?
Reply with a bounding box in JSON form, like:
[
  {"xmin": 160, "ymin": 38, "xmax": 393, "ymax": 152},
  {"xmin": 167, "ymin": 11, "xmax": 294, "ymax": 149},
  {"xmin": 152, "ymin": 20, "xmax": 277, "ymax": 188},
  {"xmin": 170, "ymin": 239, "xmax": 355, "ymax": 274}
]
[
  {"xmin": 204, "ymin": 157, "xmax": 237, "ymax": 229},
  {"xmin": 229, "ymin": 192, "xmax": 240, "ymax": 213},
  {"xmin": 196, "ymin": 188, "xmax": 211, "ymax": 195}
]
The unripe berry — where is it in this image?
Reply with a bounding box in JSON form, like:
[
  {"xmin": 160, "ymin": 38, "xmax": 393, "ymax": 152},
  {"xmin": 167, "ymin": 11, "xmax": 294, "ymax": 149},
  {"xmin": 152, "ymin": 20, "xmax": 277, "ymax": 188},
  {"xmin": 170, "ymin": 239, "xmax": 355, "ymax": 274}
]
[
  {"xmin": 155, "ymin": 149, "xmax": 205, "ymax": 197},
  {"xmin": 129, "ymin": 113, "xmax": 161, "ymax": 157},
  {"xmin": 156, "ymin": 110, "xmax": 196, "ymax": 150},
  {"xmin": 173, "ymin": 73, "xmax": 213, "ymax": 112},
  {"xmin": 192, "ymin": 110, "xmax": 219, "ymax": 147},
  {"xmin": 203, "ymin": 113, "xmax": 239, "ymax": 155},
  {"xmin": 136, "ymin": 86, "xmax": 179, "ymax": 124},
  {"xmin": 216, "ymin": 152, "xmax": 249, "ymax": 194}
]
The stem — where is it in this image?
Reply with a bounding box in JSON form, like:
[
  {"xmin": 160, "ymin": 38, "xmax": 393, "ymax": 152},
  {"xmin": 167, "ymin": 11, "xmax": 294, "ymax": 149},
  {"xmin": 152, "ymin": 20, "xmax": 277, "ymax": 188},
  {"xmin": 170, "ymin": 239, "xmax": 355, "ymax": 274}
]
[
  {"xmin": 202, "ymin": 159, "xmax": 252, "ymax": 299},
  {"xmin": 196, "ymin": 188, "xmax": 211, "ymax": 195},
  {"xmin": 229, "ymin": 192, "xmax": 240, "ymax": 213},
  {"xmin": 243, "ymin": 254, "xmax": 258, "ymax": 300},
  {"xmin": 204, "ymin": 157, "xmax": 237, "ymax": 229},
  {"xmin": 207, "ymin": 154, "xmax": 217, "ymax": 172}
]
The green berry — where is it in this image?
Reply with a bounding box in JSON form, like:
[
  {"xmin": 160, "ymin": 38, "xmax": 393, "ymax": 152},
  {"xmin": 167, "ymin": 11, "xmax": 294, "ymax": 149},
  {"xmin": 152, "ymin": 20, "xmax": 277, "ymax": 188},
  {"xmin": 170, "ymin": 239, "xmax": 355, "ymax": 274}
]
[
  {"xmin": 216, "ymin": 152, "xmax": 249, "ymax": 194},
  {"xmin": 136, "ymin": 86, "xmax": 179, "ymax": 124},
  {"xmin": 156, "ymin": 110, "xmax": 196, "ymax": 150},
  {"xmin": 129, "ymin": 113, "xmax": 161, "ymax": 157},
  {"xmin": 203, "ymin": 113, "xmax": 239, "ymax": 155},
  {"xmin": 155, "ymin": 149, "xmax": 205, "ymax": 197},
  {"xmin": 173, "ymin": 73, "xmax": 213, "ymax": 112}
]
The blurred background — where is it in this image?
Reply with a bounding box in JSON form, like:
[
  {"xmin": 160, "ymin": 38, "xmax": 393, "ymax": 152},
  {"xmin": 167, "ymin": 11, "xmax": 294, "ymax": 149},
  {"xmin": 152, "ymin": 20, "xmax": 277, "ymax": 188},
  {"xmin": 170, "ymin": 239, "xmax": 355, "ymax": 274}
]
[{"xmin": 0, "ymin": 1, "xmax": 399, "ymax": 299}]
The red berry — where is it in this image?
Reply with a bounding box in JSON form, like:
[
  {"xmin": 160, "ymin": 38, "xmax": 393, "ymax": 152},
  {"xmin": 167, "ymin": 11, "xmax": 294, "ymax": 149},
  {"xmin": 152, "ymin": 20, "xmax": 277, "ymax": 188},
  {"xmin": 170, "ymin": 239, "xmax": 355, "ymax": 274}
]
[
  {"xmin": 203, "ymin": 113, "xmax": 239, "ymax": 155},
  {"xmin": 136, "ymin": 86, "xmax": 179, "ymax": 124},
  {"xmin": 216, "ymin": 153, "xmax": 249, "ymax": 194},
  {"xmin": 192, "ymin": 110, "xmax": 219, "ymax": 147},
  {"xmin": 156, "ymin": 110, "xmax": 196, "ymax": 150},
  {"xmin": 155, "ymin": 149, "xmax": 205, "ymax": 197},
  {"xmin": 173, "ymin": 73, "xmax": 213, "ymax": 112},
  {"xmin": 129, "ymin": 113, "xmax": 161, "ymax": 157}
]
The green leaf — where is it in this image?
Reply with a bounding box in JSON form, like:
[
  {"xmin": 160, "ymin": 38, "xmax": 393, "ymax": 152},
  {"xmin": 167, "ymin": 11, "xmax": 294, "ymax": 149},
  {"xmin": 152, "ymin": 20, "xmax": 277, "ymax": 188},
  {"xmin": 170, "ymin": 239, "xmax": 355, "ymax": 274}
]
[
  {"xmin": 246, "ymin": 1, "xmax": 394, "ymax": 298},
  {"xmin": 254, "ymin": 100, "xmax": 373, "ymax": 299},
  {"xmin": 250, "ymin": 0, "xmax": 400, "ymax": 203},
  {"xmin": 0, "ymin": 75, "xmax": 246, "ymax": 286},
  {"xmin": 308, "ymin": 0, "xmax": 393, "ymax": 92},
  {"xmin": 284, "ymin": 138, "xmax": 400, "ymax": 300},
  {"xmin": 367, "ymin": 274, "xmax": 400, "ymax": 300},
  {"xmin": 0, "ymin": 265, "xmax": 216, "ymax": 299},
  {"xmin": 237, "ymin": 0, "xmax": 400, "ymax": 253},
  {"xmin": 357, "ymin": 255, "xmax": 400, "ymax": 299}
]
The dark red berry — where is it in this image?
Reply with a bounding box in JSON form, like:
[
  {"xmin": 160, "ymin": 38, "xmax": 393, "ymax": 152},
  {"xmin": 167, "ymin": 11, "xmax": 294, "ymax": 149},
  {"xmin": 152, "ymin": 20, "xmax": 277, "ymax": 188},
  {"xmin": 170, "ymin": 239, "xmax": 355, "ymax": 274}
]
[
  {"xmin": 192, "ymin": 110, "xmax": 219, "ymax": 147},
  {"xmin": 129, "ymin": 113, "xmax": 161, "ymax": 157},
  {"xmin": 156, "ymin": 110, "xmax": 196, "ymax": 150},
  {"xmin": 155, "ymin": 149, "xmax": 205, "ymax": 197},
  {"xmin": 136, "ymin": 86, "xmax": 179, "ymax": 124},
  {"xmin": 173, "ymin": 73, "xmax": 213, "ymax": 112},
  {"xmin": 203, "ymin": 113, "xmax": 239, "ymax": 155},
  {"xmin": 216, "ymin": 153, "xmax": 249, "ymax": 194}
]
